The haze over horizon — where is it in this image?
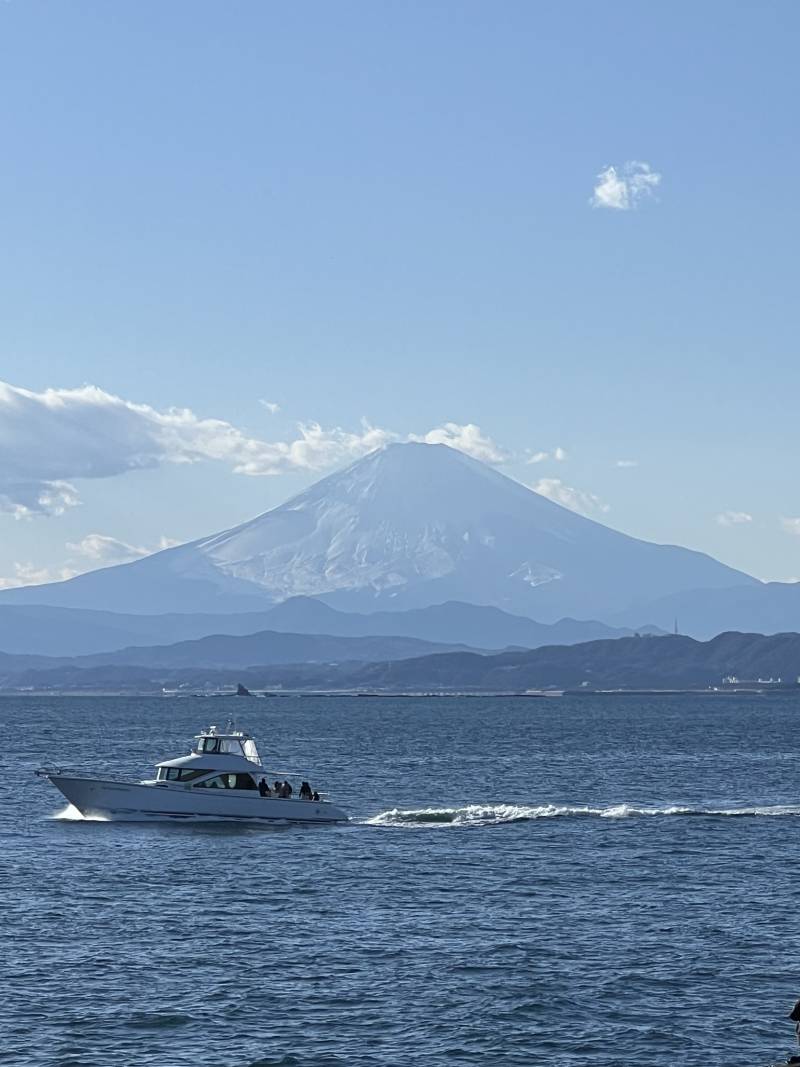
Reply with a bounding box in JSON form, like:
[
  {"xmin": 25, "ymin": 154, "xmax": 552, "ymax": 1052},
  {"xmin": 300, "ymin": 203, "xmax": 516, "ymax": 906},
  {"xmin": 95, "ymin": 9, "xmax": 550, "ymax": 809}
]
[{"xmin": 2, "ymin": 2, "xmax": 799, "ymax": 588}]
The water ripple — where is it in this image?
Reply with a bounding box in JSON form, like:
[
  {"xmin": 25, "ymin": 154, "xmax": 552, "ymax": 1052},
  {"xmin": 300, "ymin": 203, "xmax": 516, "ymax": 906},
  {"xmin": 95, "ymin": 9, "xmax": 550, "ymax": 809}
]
[{"xmin": 5, "ymin": 694, "xmax": 800, "ymax": 1067}]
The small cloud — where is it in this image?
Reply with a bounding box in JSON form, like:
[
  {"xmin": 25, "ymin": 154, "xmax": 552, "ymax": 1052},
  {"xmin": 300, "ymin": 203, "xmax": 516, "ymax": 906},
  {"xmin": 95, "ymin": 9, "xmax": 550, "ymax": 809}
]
[
  {"xmin": 259, "ymin": 400, "xmax": 281, "ymax": 415},
  {"xmin": 716, "ymin": 511, "xmax": 752, "ymax": 528},
  {"xmin": 615, "ymin": 459, "xmax": 638, "ymax": 469},
  {"xmin": 526, "ymin": 447, "xmax": 567, "ymax": 465},
  {"xmin": 0, "ymin": 561, "xmax": 78, "ymax": 589},
  {"xmin": 0, "ymin": 480, "xmax": 79, "ymax": 519},
  {"xmin": 781, "ymin": 517, "xmax": 800, "ymax": 536},
  {"xmin": 0, "ymin": 533, "xmax": 184, "ymax": 590},
  {"xmin": 591, "ymin": 161, "xmax": 661, "ymax": 211},
  {"xmin": 532, "ymin": 478, "xmax": 609, "ymax": 517},
  {"xmin": 410, "ymin": 423, "xmax": 509, "ymax": 464},
  {"xmin": 67, "ymin": 532, "xmax": 182, "ymax": 564},
  {"xmin": 67, "ymin": 534, "xmax": 150, "ymax": 564}
]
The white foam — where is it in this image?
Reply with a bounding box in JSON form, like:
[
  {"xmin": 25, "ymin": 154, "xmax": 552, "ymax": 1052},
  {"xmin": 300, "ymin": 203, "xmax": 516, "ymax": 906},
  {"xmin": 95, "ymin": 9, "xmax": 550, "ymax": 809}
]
[
  {"xmin": 52, "ymin": 804, "xmax": 108, "ymax": 822},
  {"xmin": 365, "ymin": 803, "xmax": 601, "ymax": 827},
  {"xmin": 363, "ymin": 802, "xmax": 800, "ymax": 828}
]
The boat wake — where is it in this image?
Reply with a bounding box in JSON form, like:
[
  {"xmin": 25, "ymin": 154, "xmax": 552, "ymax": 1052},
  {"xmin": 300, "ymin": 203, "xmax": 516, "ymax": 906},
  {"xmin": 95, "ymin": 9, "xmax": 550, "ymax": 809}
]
[{"xmin": 364, "ymin": 802, "xmax": 800, "ymax": 828}]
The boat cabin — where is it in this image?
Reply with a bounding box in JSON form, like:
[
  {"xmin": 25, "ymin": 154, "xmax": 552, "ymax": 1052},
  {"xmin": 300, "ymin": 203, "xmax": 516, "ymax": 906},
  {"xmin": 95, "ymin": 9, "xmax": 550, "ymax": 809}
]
[
  {"xmin": 153, "ymin": 724, "xmax": 264, "ymax": 785},
  {"xmin": 191, "ymin": 726, "xmax": 261, "ymax": 764},
  {"xmin": 148, "ymin": 724, "xmax": 317, "ymax": 801}
]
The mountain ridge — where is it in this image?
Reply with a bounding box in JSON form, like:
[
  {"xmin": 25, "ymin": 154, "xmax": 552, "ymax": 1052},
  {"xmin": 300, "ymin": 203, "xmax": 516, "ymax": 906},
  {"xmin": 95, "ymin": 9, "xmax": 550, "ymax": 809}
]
[
  {"xmin": 0, "ymin": 443, "xmax": 755, "ymax": 623},
  {"xmin": 18, "ymin": 629, "xmax": 484, "ymax": 671},
  {"xmin": 0, "ymin": 598, "xmax": 660, "ymax": 657},
  {"xmin": 4, "ymin": 630, "xmax": 800, "ymax": 693}
]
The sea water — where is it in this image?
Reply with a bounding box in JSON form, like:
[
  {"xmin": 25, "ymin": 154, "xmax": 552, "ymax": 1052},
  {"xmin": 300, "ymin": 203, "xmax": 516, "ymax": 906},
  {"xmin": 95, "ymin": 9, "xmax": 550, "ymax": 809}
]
[{"xmin": 4, "ymin": 694, "xmax": 800, "ymax": 1067}]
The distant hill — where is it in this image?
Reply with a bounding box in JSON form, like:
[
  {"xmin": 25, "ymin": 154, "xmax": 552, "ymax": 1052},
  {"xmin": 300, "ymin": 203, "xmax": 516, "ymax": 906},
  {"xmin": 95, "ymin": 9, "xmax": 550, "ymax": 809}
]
[
  {"xmin": 0, "ymin": 442, "xmax": 755, "ymax": 620},
  {"xmin": 5, "ymin": 631, "xmax": 800, "ymax": 693},
  {"xmin": 614, "ymin": 582, "xmax": 800, "ymax": 640},
  {"xmin": 74, "ymin": 629, "xmax": 483, "ymax": 668},
  {"xmin": 261, "ymin": 598, "xmax": 664, "ymax": 648},
  {"xmin": 0, "ymin": 628, "xmax": 481, "ymax": 679},
  {"xmin": 0, "ymin": 598, "xmax": 661, "ymax": 657},
  {"xmin": 331, "ymin": 632, "xmax": 800, "ymax": 691}
]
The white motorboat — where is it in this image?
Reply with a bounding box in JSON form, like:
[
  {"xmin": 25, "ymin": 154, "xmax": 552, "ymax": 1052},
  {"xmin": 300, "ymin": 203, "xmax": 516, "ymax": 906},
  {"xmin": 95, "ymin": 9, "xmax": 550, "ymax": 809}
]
[{"xmin": 37, "ymin": 723, "xmax": 348, "ymax": 824}]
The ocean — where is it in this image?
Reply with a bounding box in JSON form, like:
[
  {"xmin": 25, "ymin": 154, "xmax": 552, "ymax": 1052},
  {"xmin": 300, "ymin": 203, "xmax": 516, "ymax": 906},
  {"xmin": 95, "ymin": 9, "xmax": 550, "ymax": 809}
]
[{"xmin": 4, "ymin": 693, "xmax": 800, "ymax": 1067}]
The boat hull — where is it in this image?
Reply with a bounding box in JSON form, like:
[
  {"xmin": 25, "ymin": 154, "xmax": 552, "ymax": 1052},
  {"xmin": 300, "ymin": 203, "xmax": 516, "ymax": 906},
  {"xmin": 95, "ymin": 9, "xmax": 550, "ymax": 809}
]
[{"xmin": 47, "ymin": 775, "xmax": 348, "ymax": 824}]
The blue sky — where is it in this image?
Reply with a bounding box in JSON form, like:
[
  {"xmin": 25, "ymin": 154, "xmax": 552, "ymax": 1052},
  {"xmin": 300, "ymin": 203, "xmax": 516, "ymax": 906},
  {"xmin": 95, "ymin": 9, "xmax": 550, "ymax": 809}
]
[{"xmin": 1, "ymin": 0, "xmax": 798, "ymax": 586}]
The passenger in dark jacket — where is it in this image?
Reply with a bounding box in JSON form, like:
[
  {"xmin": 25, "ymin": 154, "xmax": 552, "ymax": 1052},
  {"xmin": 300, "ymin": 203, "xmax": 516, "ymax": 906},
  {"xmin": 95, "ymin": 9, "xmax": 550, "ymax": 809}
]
[{"xmin": 789, "ymin": 998, "xmax": 800, "ymax": 1047}]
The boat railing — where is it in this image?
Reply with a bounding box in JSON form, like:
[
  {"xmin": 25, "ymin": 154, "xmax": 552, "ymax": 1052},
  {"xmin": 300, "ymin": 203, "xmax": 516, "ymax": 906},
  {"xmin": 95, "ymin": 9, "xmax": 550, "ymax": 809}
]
[{"xmin": 35, "ymin": 766, "xmax": 137, "ymax": 784}]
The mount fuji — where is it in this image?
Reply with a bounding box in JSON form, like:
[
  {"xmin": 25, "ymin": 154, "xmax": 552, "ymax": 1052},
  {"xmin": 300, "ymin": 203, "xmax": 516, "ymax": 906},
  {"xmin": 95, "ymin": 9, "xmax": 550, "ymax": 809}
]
[{"xmin": 0, "ymin": 442, "xmax": 757, "ymax": 621}]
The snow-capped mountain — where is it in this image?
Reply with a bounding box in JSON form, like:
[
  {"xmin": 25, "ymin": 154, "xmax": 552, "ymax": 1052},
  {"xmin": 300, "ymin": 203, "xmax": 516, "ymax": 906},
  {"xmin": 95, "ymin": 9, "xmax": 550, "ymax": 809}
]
[{"xmin": 0, "ymin": 442, "xmax": 757, "ymax": 619}]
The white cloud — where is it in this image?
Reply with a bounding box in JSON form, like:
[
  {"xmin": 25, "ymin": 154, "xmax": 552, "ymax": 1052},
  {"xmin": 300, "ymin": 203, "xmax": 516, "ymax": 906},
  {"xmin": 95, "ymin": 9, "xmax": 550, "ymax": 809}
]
[
  {"xmin": 67, "ymin": 533, "xmax": 150, "ymax": 563},
  {"xmin": 526, "ymin": 447, "xmax": 567, "ymax": 465},
  {"xmin": 66, "ymin": 532, "xmax": 180, "ymax": 564},
  {"xmin": 0, "ymin": 561, "xmax": 79, "ymax": 590},
  {"xmin": 615, "ymin": 459, "xmax": 638, "ymax": 469},
  {"xmin": 0, "ymin": 532, "xmax": 183, "ymax": 590},
  {"xmin": 716, "ymin": 511, "xmax": 753, "ymax": 527},
  {"xmin": 0, "ymin": 380, "xmax": 513, "ymax": 517},
  {"xmin": 781, "ymin": 517, "xmax": 800, "ymax": 536},
  {"xmin": 591, "ymin": 161, "xmax": 661, "ymax": 211},
  {"xmin": 267, "ymin": 420, "xmax": 397, "ymax": 473},
  {"xmin": 532, "ymin": 478, "xmax": 609, "ymax": 516},
  {"xmin": 0, "ymin": 381, "xmax": 391, "ymax": 494},
  {"xmin": 0, "ymin": 480, "xmax": 80, "ymax": 519},
  {"xmin": 259, "ymin": 400, "xmax": 281, "ymax": 415},
  {"xmin": 410, "ymin": 422, "xmax": 509, "ymax": 464}
]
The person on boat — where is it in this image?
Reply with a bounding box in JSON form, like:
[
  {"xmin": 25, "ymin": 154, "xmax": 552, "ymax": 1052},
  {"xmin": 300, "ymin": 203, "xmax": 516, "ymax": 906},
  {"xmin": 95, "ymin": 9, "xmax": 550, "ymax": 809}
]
[
  {"xmin": 312, "ymin": 791, "xmax": 320, "ymax": 802},
  {"xmin": 788, "ymin": 997, "xmax": 800, "ymax": 1045},
  {"xmin": 273, "ymin": 780, "xmax": 282, "ymax": 795},
  {"xmin": 258, "ymin": 778, "xmax": 271, "ymax": 797},
  {"xmin": 299, "ymin": 781, "xmax": 313, "ymax": 800},
  {"xmin": 280, "ymin": 779, "xmax": 293, "ymax": 799}
]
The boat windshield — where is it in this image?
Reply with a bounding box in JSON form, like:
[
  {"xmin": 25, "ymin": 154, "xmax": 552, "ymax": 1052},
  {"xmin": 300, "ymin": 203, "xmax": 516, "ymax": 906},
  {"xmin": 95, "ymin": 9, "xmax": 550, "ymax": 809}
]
[
  {"xmin": 197, "ymin": 737, "xmax": 242, "ymax": 755},
  {"xmin": 243, "ymin": 739, "xmax": 261, "ymax": 764},
  {"xmin": 193, "ymin": 735, "xmax": 261, "ymax": 764}
]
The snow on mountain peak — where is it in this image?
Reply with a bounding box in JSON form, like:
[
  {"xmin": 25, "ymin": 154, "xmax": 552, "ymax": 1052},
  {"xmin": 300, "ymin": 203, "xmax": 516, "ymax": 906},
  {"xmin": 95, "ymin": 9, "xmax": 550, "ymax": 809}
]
[{"xmin": 0, "ymin": 441, "xmax": 758, "ymax": 618}]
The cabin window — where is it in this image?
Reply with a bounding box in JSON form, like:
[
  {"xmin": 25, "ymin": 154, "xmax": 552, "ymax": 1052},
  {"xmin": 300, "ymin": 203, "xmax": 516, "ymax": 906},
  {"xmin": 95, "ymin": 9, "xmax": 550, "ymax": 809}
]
[
  {"xmin": 165, "ymin": 767, "xmax": 209, "ymax": 782},
  {"xmin": 232, "ymin": 773, "xmax": 257, "ymax": 790},
  {"xmin": 195, "ymin": 775, "xmax": 226, "ymax": 789},
  {"xmin": 197, "ymin": 738, "xmax": 220, "ymax": 754},
  {"xmin": 194, "ymin": 772, "xmax": 256, "ymax": 790}
]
